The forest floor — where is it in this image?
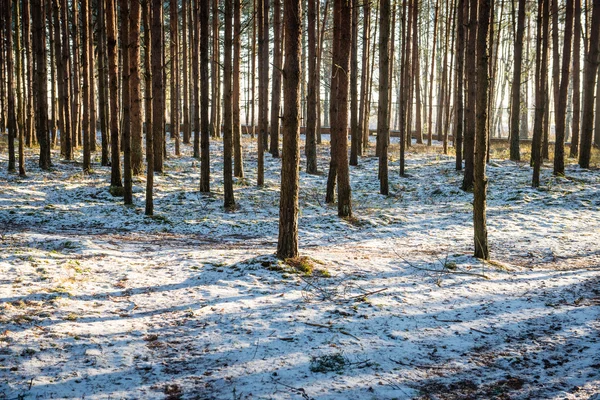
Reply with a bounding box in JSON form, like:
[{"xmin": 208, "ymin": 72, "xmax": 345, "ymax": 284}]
[{"xmin": 1, "ymin": 134, "xmax": 600, "ymax": 400}]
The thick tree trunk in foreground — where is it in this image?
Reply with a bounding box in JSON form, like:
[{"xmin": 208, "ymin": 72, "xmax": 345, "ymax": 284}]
[
  {"xmin": 277, "ymin": 0, "xmax": 302, "ymax": 259},
  {"xmin": 377, "ymin": 0, "xmax": 391, "ymax": 195}
]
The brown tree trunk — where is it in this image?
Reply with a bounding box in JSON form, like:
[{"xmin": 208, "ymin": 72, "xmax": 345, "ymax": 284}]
[
  {"xmin": 211, "ymin": 0, "xmax": 221, "ymax": 138},
  {"xmin": 327, "ymin": 0, "xmax": 352, "ymax": 217},
  {"xmin": 143, "ymin": 0, "xmax": 154, "ymax": 215},
  {"xmin": 32, "ymin": 0, "xmax": 51, "ymax": 169},
  {"xmin": 193, "ymin": 0, "xmax": 200, "ymax": 158},
  {"xmin": 223, "ymin": 0, "xmax": 235, "ymax": 208},
  {"xmin": 474, "ymin": 0, "xmax": 491, "ymax": 260},
  {"xmin": 152, "ymin": 0, "xmax": 164, "ymax": 172},
  {"xmin": 200, "ymin": 0, "xmax": 211, "ymax": 192},
  {"xmin": 16, "ymin": 0, "xmax": 26, "ymax": 176},
  {"xmin": 277, "ymin": 0, "xmax": 302, "ymax": 259},
  {"xmin": 413, "ymin": 0, "xmax": 423, "ymax": 145},
  {"xmin": 270, "ymin": 0, "xmax": 282, "ymax": 158},
  {"xmin": 349, "ymin": 0, "xmax": 360, "ymax": 166},
  {"xmin": 82, "ymin": 0, "xmax": 92, "ymax": 173},
  {"xmin": 130, "ymin": 0, "xmax": 143, "ymax": 175},
  {"xmin": 257, "ymin": 0, "xmax": 268, "ymax": 185},
  {"xmin": 578, "ymin": 0, "xmax": 600, "ymax": 168},
  {"xmin": 427, "ymin": 0, "xmax": 439, "ymax": 146},
  {"xmin": 72, "ymin": 0, "xmax": 81, "ymax": 149},
  {"xmin": 358, "ymin": 0, "xmax": 370, "ymax": 153},
  {"xmin": 97, "ymin": 0, "xmax": 109, "ymax": 166},
  {"xmin": 107, "ymin": 0, "xmax": 122, "ymax": 187},
  {"xmin": 305, "ymin": 0, "xmax": 319, "ymax": 174},
  {"xmin": 509, "ymin": 0, "xmax": 526, "ymax": 161},
  {"xmin": 182, "ymin": 0, "xmax": 190, "ymax": 145},
  {"xmin": 532, "ymin": 0, "xmax": 550, "ymax": 187},
  {"xmin": 570, "ymin": 0, "xmax": 582, "ymax": 157},
  {"xmin": 6, "ymin": 0, "xmax": 17, "ymax": 172},
  {"xmin": 553, "ymin": 0, "xmax": 574, "ymax": 175},
  {"xmin": 233, "ymin": 0, "xmax": 244, "ymax": 177},
  {"xmin": 120, "ymin": 0, "xmax": 132, "ymax": 203},
  {"xmin": 170, "ymin": 0, "xmax": 180, "ymax": 156},
  {"xmin": 377, "ymin": 0, "xmax": 391, "ymax": 194},
  {"xmin": 454, "ymin": 0, "xmax": 466, "ymax": 169},
  {"xmin": 461, "ymin": 0, "xmax": 476, "ymax": 191},
  {"xmin": 23, "ymin": 0, "xmax": 35, "ymax": 149}
]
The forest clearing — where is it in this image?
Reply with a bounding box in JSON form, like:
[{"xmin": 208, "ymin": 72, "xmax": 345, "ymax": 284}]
[{"xmin": 1, "ymin": 137, "xmax": 599, "ymax": 399}]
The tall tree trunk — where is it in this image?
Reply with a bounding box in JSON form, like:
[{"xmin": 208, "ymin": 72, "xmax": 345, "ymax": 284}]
[
  {"xmin": 170, "ymin": 0, "xmax": 180, "ymax": 156},
  {"xmin": 454, "ymin": 0, "xmax": 466, "ymax": 169},
  {"xmin": 120, "ymin": 0, "xmax": 132, "ymax": 202},
  {"xmin": 305, "ymin": 0, "xmax": 318, "ymax": 174},
  {"xmin": 250, "ymin": 0, "xmax": 256, "ymax": 138},
  {"xmin": 72, "ymin": 0, "xmax": 81, "ymax": 149},
  {"xmin": 130, "ymin": 0, "xmax": 143, "ymax": 176},
  {"xmin": 578, "ymin": 0, "xmax": 600, "ymax": 168},
  {"xmin": 223, "ymin": 0, "xmax": 235, "ymax": 208},
  {"xmin": 570, "ymin": 0, "xmax": 582, "ymax": 157},
  {"xmin": 277, "ymin": 0, "xmax": 302, "ymax": 259},
  {"xmin": 82, "ymin": 0, "xmax": 92, "ymax": 173},
  {"xmin": 143, "ymin": 0, "xmax": 154, "ymax": 215},
  {"xmin": 182, "ymin": 0, "xmax": 190, "ymax": 145},
  {"xmin": 107, "ymin": 0, "xmax": 122, "ymax": 187},
  {"xmin": 532, "ymin": 0, "xmax": 550, "ymax": 187},
  {"xmin": 257, "ymin": 0, "xmax": 268, "ymax": 185},
  {"xmin": 193, "ymin": 0, "xmax": 200, "ymax": 158},
  {"xmin": 233, "ymin": 0, "xmax": 244, "ymax": 177},
  {"xmin": 211, "ymin": 0, "xmax": 221, "ymax": 138},
  {"xmin": 427, "ymin": 0, "xmax": 439, "ymax": 146},
  {"xmin": 358, "ymin": 0, "xmax": 370, "ymax": 153},
  {"xmin": 58, "ymin": 0, "xmax": 72, "ymax": 159},
  {"xmin": 349, "ymin": 0, "xmax": 359, "ymax": 166},
  {"xmin": 200, "ymin": 0, "xmax": 211, "ymax": 192},
  {"xmin": 97, "ymin": 0, "xmax": 109, "ymax": 166},
  {"xmin": 88, "ymin": 2, "xmax": 96, "ymax": 153},
  {"xmin": 413, "ymin": 0, "xmax": 423, "ymax": 145},
  {"xmin": 461, "ymin": 0, "xmax": 476, "ymax": 191},
  {"xmin": 474, "ymin": 0, "xmax": 491, "ymax": 260},
  {"xmin": 509, "ymin": 0, "xmax": 526, "ymax": 161},
  {"xmin": 6, "ymin": 0, "xmax": 17, "ymax": 172},
  {"xmin": 327, "ymin": 0, "xmax": 352, "ymax": 217},
  {"xmin": 269, "ymin": 0, "xmax": 282, "ymax": 157},
  {"xmin": 23, "ymin": 0, "xmax": 34, "ymax": 149},
  {"xmin": 553, "ymin": 0, "xmax": 574, "ymax": 175},
  {"xmin": 152, "ymin": 0, "xmax": 164, "ymax": 172},
  {"xmin": 32, "ymin": 0, "xmax": 51, "ymax": 169},
  {"xmin": 16, "ymin": 0, "xmax": 26, "ymax": 176},
  {"xmin": 377, "ymin": 0, "xmax": 391, "ymax": 194}
]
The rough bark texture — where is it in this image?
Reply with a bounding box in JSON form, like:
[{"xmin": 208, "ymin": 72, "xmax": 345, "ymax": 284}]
[
  {"xmin": 193, "ymin": 0, "xmax": 200, "ymax": 159},
  {"xmin": 358, "ymin": 0, "xmax": 370, "ymax": 153},
  {"xmin": 553, "ymin": 0, "xmax": 574, "ymax": 175},
  {"xmin": 130, "ymin": 0, "xmax": 143, "ymax": 175},
  {"xmin": 329, "ymin": 0, "xmax": 352, "ymax": 217},
  {"xmin": 120, "ymin": 0, "xmax": 132, "ymax": 203},
  {"xmin": 233, "ymin": 0, "xmax": 244, "ymax": 177},
  {"xmin": 269, "ymin": 0, "xmax": 282, "ymax": 158},
  {"xmin": 143, "ymin": 0, "xmax": 154, "ymax": 215},
  {"xmin": 377, "ymin": 0, "xmax": 390, "ymax": 195},
  {"xmin": 182, "ymin": 0, "xmax": 190, "ymax": 145},
  {"xmin": 455, "ymin": 0, "xmax": 466, "ymax": 169},
  {"xmin": 257, "ymin": 0, "xmax": 268, "ymax": 185},
  {"xmin": 532, "ymin": 0, "xmax": 549, "ymax": 187},
  {"xmin": 474, "ymin": 0, "xmax": 491, "ymax": 260},
  {"xmin": 6, "ymin": 0, "xmax": 17, "ymax": 172},
  {"xmin": 152, "ymin": 0, "xmax": 164, "ymax": 172},
  {"xmin": 579, "ymin": 0, "xmax": 600, "ymax": 168},
  {"xmin": 462, "ymin": 0, "xmax": 476, "ymax": 191},
  {"xmin": 223, "ymin": 0, "xmax": 235, "ymax": 208},
  {"xmin": 106, "ymin": 0, "xmax": 122, "ymax": 187},
  {"xmin": 277, "ymin": 0, "xmax": 302, "ymax": 259},
  {"xmin": 200, "ymin": 0, "xmax": 211, "ymax": 192},
  {"xmin": 16, "ymin": 0, "xmax": 26, "ymax": 176},
  {"xmin": 570, "ymin": 0, "xmax": 582, "ymax": 157},
  {"xmin": 305, "ymin": 0, "xmax": 318, "ymax": 174},
  {"xmin": 349, "ymin": 0, "xmax": 359, "ymax": 166},
  {"xmin": 509, "ymin": 0, "xmax": 526, "ymax": 161},
  {"xmin": 170, "ymin": 0, "xmax": 180, "ymax": 156},
  {"xmin": 32, "ymin": 0, "xmax": 51, "ymax": 169}
]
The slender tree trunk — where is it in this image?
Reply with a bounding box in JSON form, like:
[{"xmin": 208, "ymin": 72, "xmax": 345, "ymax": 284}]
[
  {"xmin": 58, "ymin": 0, "xmax": 72, "ymax": 159},
  {"xmin": 532, "ymin": 0, "xmax": 550, "ymax": 187},
  {"xmin": 6, "ymin": 0, "xmax": 17, "ymax": 172},
  {"xmin": 277, "ymin": 0, "xmax": 302, "ymax": 259},
  {"xmin": 378, "ymin": 0, "xmax": 391, "ymax": 194},
  {"xmin": 269, "ymin": 0, "xmax": 282, "ymax": 157},
  {"xmin": 182, "ymin": 0, "xmax": 190, "ymax": 145},
  {"xmin": 200, "ymin": 0, "xmax": 211, "ymax": 192},
  {"xmin": 82, "ymin": 0, "xmax": 92, "ymax": 173},
  {"xmin": 358, "ymin": 0, "xmax": 370, "ymax": 153},
  {"xmin": 474, "ymin": 0, "xmax": 491, "ymax": 260},
  {"xmin": 427, "ymin": 0, "xmax": 439, "ymax": 146},
  {"xmin": 349, "ymin": 0, "xmax": 360, "ymax": 166},
  {"xmin": 578, "ymin": 0, "xmax": 600, "ymax": 168},
  {"xmin": 170, "ymin": 0, "xmax": 180, "ymax": 156},
  {"xmin": 223, "ymin": 0, "xmax": 235, "ymax": 208},
  {"xmin": 32, "ymin": 0, "xmax": 51, "ymax": 169},
  {"xmin": 23, "ymin": 0, "xmax": 34, "ymax": 149},
  {"xmin": 107, "ymin": 0, "xmax": 122, "ymax": 187},
  {"xmin": 553, "ymin": 0, "xmax": 574, "ymax": 175},
  {"xmin": 462, "ymin": 0, "xmax": 476, "ymax": 191},
  {"xmin": 211, "ymin": 0, "xmax": 221, "ymax": 138},
  {"xmin": 97, "ymin": 0, "xmax": 109, "ymax": 166},
  {"xmin": 72, "ymin": 0, "xmax": 81, "ymax": 149},
  {"xmin": 305, "ymin": 0, "xmax": 318, "ymax": 174},
  {"xmin": 327, "ymin": 0, "xmax": 352, "ymax": 217},
  {"xmin": 570, "ymin": 0, "xmax": 582, "ymax": 157},
  {"xmin": 364, "ymin": 2, "xmax": 378, "ymax": 152},
  {"xmin": 454, "ymin": 0, "xmax": 466, "ymax": 169},
  {"xmin": 594, "ymin": 67, "xmax": 600, "ymax": 147},
  {"xmin": 152, "ymin": 0, "xmax": 164, "ymax": 172},
  {"xmin": 251, "ymin": 0, "xmax": 256, "ymax": 138},
  {"xmin": 130, "ymin": 0, "xmax": 143, "ymax": 175},
  {"xmin": 16, "ymin": 0, "xmax": 26, "ymax": 176},
  {"xmin": 143, "ymin": 0, "xmax": 154, "ymax": 215},
  {"xmin": 88, "ymin": 2, "xmax": 96, "ymax": 154},
  {"xmin": 413, "ymin": 0, "xmax": 423, "ymax": 145},
  {"xmin": 257, "ymin": 0, "xmax": 268, "ymax": 185},
  {"xmin": 119, "ymin": 0, "xmax": 132, "ymax": 202},
  {"xmin": 233, "ymin": 0, "xmax": 244, "ymax": 177},
  {"xmin": 193, "ymin": 0, "xmax": 200, "ymax": 158},
  {"xmin": 509, "ymin": 0, "xmax": 526, "ymax": 161}
]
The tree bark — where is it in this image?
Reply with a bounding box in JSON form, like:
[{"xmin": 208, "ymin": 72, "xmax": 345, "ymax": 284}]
[
  {"xmin": 269, "ymin": 0, "xmax": 282, "ymax": 158},
  {"xmin": 509, "ymin": 0, "xmax": 526, "ymax": 161},
  {"xmin": 32, "ymin": 0, "xmax": 51, "ymax": 169},
  {"xmin": 130, "ymin": 0, "xmax": 143, "ymax": 175},
  {"xmin": 152, "ymin": 0, "xmax": 164, "ymax": 172},
  {"xmin": 233, "ymin": 0, "xmax": 244, "ymax": 177},
  {"xmin": 461, "ymin": 0, "xmax": 476, "ymax": 191},
  {"xmin": 578, "ymin": 0, "xmax": 600, "ymax": 168},
  {"xmin": 377, "ymin": 0, "xmax": 391, "ymax": 194},
  {"xmin": 170, "ymin": 0, "xmax": 180, "ymax": 156},
  {"xmin": 200, "ymin": 0, "xmax": 211, "ymax": 192},
  {"xmin": 349, "ymin": 0, "xmax": 360, "ymax": 166},
  {"xmin": 6, "ymin": 0, "xmax": 17, "ymax": 172},
  {"xmin": 570, "ymin": 0, "xmax": 582, "ymax": 157},
  {"xmin": 305, "ymin": 0, "xmax": 319, "ymax": 174},
  {"xmin": 532, "ymin": 0, "xmax": 549, "ymax": 187},
  {"xmin": 277, "ymin": 0, "xmax": 302, "ymax": 259},
  {"xmin": 143, "ymin": 0, "xmax": 154, "ymax": 215}
]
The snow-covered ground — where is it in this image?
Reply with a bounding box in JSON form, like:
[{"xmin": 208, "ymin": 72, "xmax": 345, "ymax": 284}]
[{"xmin": 1, "ymin": 135, "xmax": 599, "ymax": 399}]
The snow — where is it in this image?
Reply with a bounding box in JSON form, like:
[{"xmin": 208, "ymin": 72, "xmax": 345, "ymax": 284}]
[{"xmin": 1, "ymin": 134, "xmax": 599, "ymax": 399}]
